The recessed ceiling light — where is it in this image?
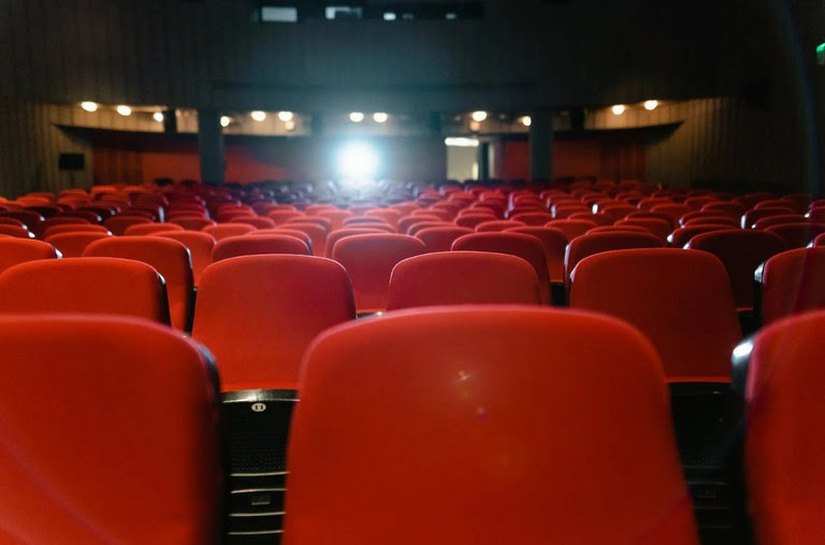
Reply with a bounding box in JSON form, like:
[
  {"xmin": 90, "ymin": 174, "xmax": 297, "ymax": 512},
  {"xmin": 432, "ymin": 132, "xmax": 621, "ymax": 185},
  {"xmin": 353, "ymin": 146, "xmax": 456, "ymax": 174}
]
[
  {"xmin": 373, "ymin": 112, "xmax": 389, "ymax": 123},
  {"xmin": 80, "ymin": 101, "xmax": 98, "ymax": 113},
  {"xmin": 349, "ymin": 112, "xmax": 365, "ymax": 123},
  {"xmin": 611, "ymin": 104, "xmax": 626, "ymax": 116},
  {"xmin": 153, "ymin": 112, "xmax": 164, "ymax": 122},
  {"xmin": 250, "ymin": 110, "xmax": 267, "ymax": 122},
  {"xmin": 471, "ymin": 111, "xmax": 488, "ymax": 122},
  {"xmin": 116, "ymin": 105, "xmax": 132, "ymax": 116}
]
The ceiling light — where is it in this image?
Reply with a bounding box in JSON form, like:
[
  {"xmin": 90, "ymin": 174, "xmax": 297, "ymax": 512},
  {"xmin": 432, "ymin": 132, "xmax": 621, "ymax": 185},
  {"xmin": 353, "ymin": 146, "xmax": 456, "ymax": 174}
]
[
  {"xmin": 521, "ymin": 116, "xmax": 532, "ymax": 127},
  {"xmin": 471, "ymin": 110, "xmax": 488, "ymax": 122},
  {"xmin": 278, "ymin": 111, "xmax": 294, "ymax": 122},
  {"xmin": 116, "ymin": 105, "xmax": 132, "ymax": 116},
  {"xmin": 251, "ymin": 110, "xmax": 267, "ymax": 122},
  {"xmin": 373, "ymin": 112, "xmax": 389, "ymax": 123},
  {"xmin": 611, "ymin": 104, "xmax": 626, "ymax": 116},
  {"xmin": 80, "ymin": 101, "xmax": 98, "ymax": 113},
  {"xmin": 153, "ymin": 112, "xmax": 164, "ymax": 122},
  {"xmin": 383, "ymin": 12, "xmax": 397, "ymax": 21},
  {"xmin": 220, "ymin": 116, "xmax": 231, "ymax": 128},
  {"xmin": 643, "ymin": 100, "xmax": 659, "ymax": 111},
  {"xmin": 444, "ymin": 137, "xmax": 479, "ymax": 148},
  {"xmin": 349, "ymin": 112, "xmax": 365, "ymax": 123}
]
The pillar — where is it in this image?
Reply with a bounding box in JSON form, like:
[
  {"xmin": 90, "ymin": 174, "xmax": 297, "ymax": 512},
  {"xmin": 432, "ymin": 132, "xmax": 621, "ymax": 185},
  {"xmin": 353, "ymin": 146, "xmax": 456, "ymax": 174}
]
[
  {"xmin": 197, "ymin": 109, "xmax": 225, "ymax": 186},
  {"xmin": 529, "ymin": 109, "xmax": 554, "ymax": 181}
]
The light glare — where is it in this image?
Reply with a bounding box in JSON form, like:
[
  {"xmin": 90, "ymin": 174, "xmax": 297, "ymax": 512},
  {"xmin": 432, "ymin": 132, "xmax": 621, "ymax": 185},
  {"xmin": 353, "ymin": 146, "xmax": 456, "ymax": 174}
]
[
  {"xmin": 611, "ymin": 104, "xmax": 626, "ymax": 116},
  {"xmin": 337, "ymin": 142, "xmax": 379, "ymax": 181},
  {"xmin": 444, "ymin": 137, "xmax": 479, "ymax": 148},
  {"xmin": 349, "ymin": 112, "xmax": 365, "ymax": 123},
  {"xmin": 471, "ymin": 110, "xmax": 488, "ymax": 122},
  {"xmin": 116, "ymin": 105, "xmax": 132, "ymax": 116},
  {"xmin": 278, "ymin": 111, "xmax": 294, "ymax": 122},
  {"xmin": 373, "ymin": 112, "xmax": 389, "ymax": 123},
  {"xmin": 251, "ymin": 110, "xmax": 267, "ymax": 122},
  {"xmin": 643, "ymin": 100, "xmax": 659, "ymax": 111},
  {"xmin": 153, "ymin": 112, "xmax": 164, "ymax": 122},
  {"xmin": 521, "ymin": 116, "xmax": 532, "ymax": 127},
  {"xmin": 80, "ymin": 101, "xmax": 98, "ymax": 113},
  {"xmin": 220, "ymin": 116, "xmax": 231, "ymax": 127}
]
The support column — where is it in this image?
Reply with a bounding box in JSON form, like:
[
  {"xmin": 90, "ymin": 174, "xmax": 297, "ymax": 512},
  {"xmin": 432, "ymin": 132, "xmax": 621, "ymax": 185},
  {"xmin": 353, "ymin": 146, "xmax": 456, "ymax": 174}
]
[
  {"xmin": 198, "ymin": 109, "xmax": 225, "ymax": 186},
  {"xmin": 478, "ymin": 142, "xmax": 491, "ymax": 181},
  {"xmin": 529, "ymin": 109, "xmax": 554, "ymax": 181}
]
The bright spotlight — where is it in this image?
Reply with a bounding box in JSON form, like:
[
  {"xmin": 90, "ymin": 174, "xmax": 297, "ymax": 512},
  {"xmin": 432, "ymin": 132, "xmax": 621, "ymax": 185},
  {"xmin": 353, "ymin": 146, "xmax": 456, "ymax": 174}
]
[
  {"xmin": 337, "ymin": 142, "xmax": 379, "ymax": 182},
  {"xmin": 153, "ymin": 111, "xmax": 165, "ymax": 122},
  {"xmin": 116, "ymin": 105, "xmax": 132, "ymax": 116},
  {"xmin": 278, "ymin": 111, "xmax": 294, "ymax": 122},
  {"xmin": 349, "ymin": 112, "xmax": 365, "ymax": 123},
  {"xmin": 220, "ymin": 116, "xmax": 231, "ymax": 128},
  {"xmin": 250, "ymin": 110, "xmax": 267, "ymax": 122},
  {"xmin": 80, "ymin": 101, "xmax": 98, "ymax": 112},
  {"xmin": 611, "ymin": 104, "xmax": 626, "ymax": 116},
  {"xmin": 521, "ymin": 115, "xmax": 532, "ymax": 127},
  {"xmin": 643, "ymin": 100, "xmax": 659, "ymax": 111},
  {"xmin": 471, "ymin": 110, "xmax": 488, "ymax": 122},
  {"xmin": 373, "ymin": 112, "xmax": 389, "ymax": 123}
]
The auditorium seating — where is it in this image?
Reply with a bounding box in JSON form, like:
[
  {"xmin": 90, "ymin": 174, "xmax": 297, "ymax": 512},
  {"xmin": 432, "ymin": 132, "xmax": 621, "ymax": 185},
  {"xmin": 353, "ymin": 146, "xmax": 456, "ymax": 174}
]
[
  {"xmin": 202, "ymin": 222, "xmax": 257, "ymax": 240},
  {"xmin": 332, "ymin": 233, "xmax": 426, "ymax": 314},
  {"xmin": 565, "ymin": 231, "xmax": 664, "ymax": 282},
  {"xmin": 283, "ymin": 306, "xmax": 699, "ymax": 545},
  {"xmin": 733, "ymin": 310, "xmax": 825, "ymax": 545},
  {"xmin": 386, "ymin": 251, "xmax": 542, "ymax": 309},
  {"xmin": 41, "ymin": 223, "xmax": 111, "ymax": 237},
  {"xmin": 0, "ymin": 314, "xmax": 222, "ymax": 544},
  {"xmin": 414, "ymin": 226, "xmax": 473, "ymax": 252},
  {"xmin": 0, "ymin": 238, "xmax": 60, "ymax": 273},
  {"xmin": 685, "ymin": 230, "xmax": 787, "ymax": 313},
  {"xmin": 83, "ymin": 237, "xmax": 194, "ymax": 331},
  {"xmin": 191, "ymin": 255, "xmax": 355, "ymax": 540},
  {"xmin": 452, "ymin": 232, "xmax": 550, "ymax": 304},
  {"xmin": 151, "ymin": 230, "xmax": 216, "ymax": 287},
  {"xmin": 0, "ymin": 257, "xmax": 169, "ymax": 324},
  {"xmin": 211, "ymin": 234, "xmax": 311, "ymax": 262},
  {"xmin": 44, "ymin": 231, "xmax": 112, "ymax": 257},
  {"xmin": 764, "ymin": 222, "xmax": 825, "ymax": 248},
  {"xmin": 756, "ymin": 247, "xmax": 825, "ymax": 324},
  {"xmin": 569, "ymin": 248, "xmax": 744, "ymax": 541},
  {"xmin": 124, "ymin": 222, "xmax": 185, "ymax": 236}
]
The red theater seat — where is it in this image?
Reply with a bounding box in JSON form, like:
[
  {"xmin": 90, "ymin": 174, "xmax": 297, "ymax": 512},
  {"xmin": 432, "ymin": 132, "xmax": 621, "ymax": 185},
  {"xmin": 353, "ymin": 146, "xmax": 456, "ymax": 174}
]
[
  {"xmin": 0, "ymin": 314, "xmax": 221, "ymax": 545},
  {"xmin": 83, "ymin": 237, "xmax": 194, "ymax": 331},
  {"xmin": 764, "ymin": 222, "xmax": 825, "ymax": 249},
  {"xmin": 283, "ymin": 306, "xmax": 699, "ymax": 545},
  {"xmin": 452, "ymin": 232, "xmax": 550, "ymax": 304},
  {"xmin": 0, "ymin": 257, "xmax": 169, "ymax": 324},
  {"xmin": 739, "ymin": 310, "xmax": 825, "ymax": 545},
  {"xmin": 565, "ymin": 231, "xmax": 664, "ymax": 283},
  {"xmin": 202, "ymin": 222, "xmax": 257, "ymax": 241},
  {"xmin": 124, "ymin": 222, "xmax": 184, "ymax": 236},
  {"xmin": 211, "ymin": 234, "xmax": 310, "ymax": 262},
  {"xmin": 386, "ymin": 251, "xmax": 542, "ymax": 309},
  {"xmin": 415, "ymin": 226, "xmax": 473, "ymax": 252},
  {"xmin": 757, "ymin": 247, "xmax": 825, "ymax": 324},
  {"xmin": 151, "ymin": 230, "xmax": 216, "ymax": 287},
  {"xmin": 333, "ymin": 234, "xmax": 426, "ymax": 314},
  {"xmin": 44, "ymin": 231, "xmax": 112, "ymax": 257},
  {"xmin": 686, "ymin": 229, "xmax": 787, "ymax": 310},
  {"xmin": 0, "ymin": 238, "xmax": 60, "ymax": 273}
]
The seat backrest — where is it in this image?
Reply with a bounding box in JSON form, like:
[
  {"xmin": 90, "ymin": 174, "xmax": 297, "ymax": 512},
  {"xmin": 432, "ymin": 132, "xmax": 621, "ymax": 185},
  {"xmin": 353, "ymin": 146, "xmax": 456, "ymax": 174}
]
[
  {"xmin": 506, "ymin": 226, "xmax": 568, "ymax": 283},
  {"xmin": 83, "ymin": 237, "xmax": 192, "ymax": 330},
  {"xmin": 452, "ymin": 232, "xmax": 550, "ymax": 303},
  {"xmin": 415, "ymin": 226, "xmax": 473, "ymax": 252},
  {"xmin": 686, "ymin": 229, "xmax": 787, "ymax": 309},
  {"xmin": 124, "ymin": 222, "xmax": 184, "ymax": 236},
  {"xmin": 565, "ymin": 231, "xmax": 664, "ymax": 282},
  {"xmin": 743, "ymin": 310, "xmax": 825, "ymax": 545},
  {"xmin": 0, "ymin": 224, "xmax": 34, "ymax": 239},
  {"xmin": 759, "ymin": 247, "xmax": 825, "ymax": 324},
  {"xmin": 43, "ymin": 231, "xmax": 112, "ymax": 258},
  {"xmin": 0, "ymin": 238, "xmax": 60, "ymax": 274},
  {"xmin": 211, "ymin": 234, "xmax": 311, "ymax": 262},
  {"xmin": 325, "ymin": 227, "xmax": 392, "ymax": 257},
  {"xmin": 41, "ymin": 224, "xmax": 111, "ymax": 238},
  {"xmin": 202, "ymin": 222, "xmax": 257, "ymax": 241},
  {"xmin": 570, "ymin": 248, "xmax": 741, "ymax": 381},
  {"xmin": 668, "ymin": 224, "xmax": 733, "ymax": 248},
  {"xmin": 150, "ymin": 230, "xmax": 216, "ymax": 287},
  {"xmin": 0, "ymin": 257, "xmax": 169, "ymax": 324},
  {"xmin": 283, "ymin": 306, "xmax": 699, "ymax": 545},
  {"xmin": 103, "ymin": 215, "xmax": 152, "ymax": 235},
  {"xmin": 386, "ymin": 251, "xmax": 542, "ymax": 309},
  {"xmin": 170, "ymin": 216, "xmax": 217, "ymax": 231},
  {"xmin": 544, "ymin": 218, "xmax": 598, "ymax": 241},
  {"xmin": 474, "ymin": 219, "xmax": 526, "ymax": 233},
  {"xmin": 277, "ymin": 222, "xmax": 328, "ymax": 256},
  {"xmin": 764, "ymin": 222, "xmax": 825, "ymax": 249},
  {"xmin": 192, "ymin": 255, "xmax": 355, "ymax": 391},
  {"xmin": 332, "ymin": 234, "xmax": 426, "ymax": 314},
  {"xmin": 0, "ymin": 314, "xmax": 220, "ymax": 544}
]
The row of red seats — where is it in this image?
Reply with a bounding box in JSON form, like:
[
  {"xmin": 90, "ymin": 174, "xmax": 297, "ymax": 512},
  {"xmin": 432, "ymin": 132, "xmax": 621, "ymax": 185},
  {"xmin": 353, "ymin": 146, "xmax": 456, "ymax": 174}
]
[{"xmin": 0, "ymin": 305, "xmax": 821, "ymax": 545}]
